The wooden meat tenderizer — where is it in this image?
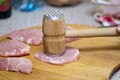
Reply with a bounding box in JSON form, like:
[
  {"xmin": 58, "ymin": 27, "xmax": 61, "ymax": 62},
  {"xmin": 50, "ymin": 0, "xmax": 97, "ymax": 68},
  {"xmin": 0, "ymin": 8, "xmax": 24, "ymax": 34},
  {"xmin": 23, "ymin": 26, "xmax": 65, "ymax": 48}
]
[
  {"xmin": 43, "ymin": 10, "xmax": 120, "ymax": 55},
  {"xmin": 43, "ymin": 10, "xmax": 66, "ymax": 55}
]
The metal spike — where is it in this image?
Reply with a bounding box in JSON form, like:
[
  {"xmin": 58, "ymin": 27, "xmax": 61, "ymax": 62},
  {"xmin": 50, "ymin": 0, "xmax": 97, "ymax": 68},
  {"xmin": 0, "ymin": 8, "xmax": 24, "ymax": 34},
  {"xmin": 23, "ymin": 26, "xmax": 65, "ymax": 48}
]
[{"xmin": 44, "ymin": 10, "xmax": 64, "ymax": 20}]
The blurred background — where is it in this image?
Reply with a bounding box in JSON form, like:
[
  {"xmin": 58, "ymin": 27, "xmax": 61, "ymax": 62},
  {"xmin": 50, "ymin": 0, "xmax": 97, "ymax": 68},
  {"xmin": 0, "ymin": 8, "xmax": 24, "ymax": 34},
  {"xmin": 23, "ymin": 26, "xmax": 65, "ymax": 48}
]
[
  {"xmin": 0, "ymin": 0, "xmax": 120, "ymax": 80},
  {"xmin": 0, "ymin": 0, "xmax": 100, "ymax": 36}
]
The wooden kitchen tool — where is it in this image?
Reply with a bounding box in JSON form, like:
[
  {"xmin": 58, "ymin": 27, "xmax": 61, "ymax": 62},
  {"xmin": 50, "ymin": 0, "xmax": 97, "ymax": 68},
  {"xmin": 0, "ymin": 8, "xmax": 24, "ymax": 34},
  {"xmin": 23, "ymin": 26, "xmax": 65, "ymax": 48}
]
[
  {"xmin": 43, "ymin": 10, "xmax": 66, "ymax": 55},
  {"xmin": 66, "ymin": 27, "xmax": 119, "ymax": 38},
  {"xmin": 0, "ymin": 24, "xmax": 120, "ymax": 80},
  {"xmin": 43, "ymin": 10, "xmax": 120, "ymax": 56}
]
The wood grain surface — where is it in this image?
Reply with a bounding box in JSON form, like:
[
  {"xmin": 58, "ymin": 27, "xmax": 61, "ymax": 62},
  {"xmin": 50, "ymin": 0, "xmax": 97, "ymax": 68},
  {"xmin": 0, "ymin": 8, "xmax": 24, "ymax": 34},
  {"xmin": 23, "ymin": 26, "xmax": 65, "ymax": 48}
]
[
  {"xmin": 0, "ymin": 24, "xmax": 120, "ymax": 80},
  {"xmin": 43, "ymin": 17, "xmax": 66, "ymax": 55}
]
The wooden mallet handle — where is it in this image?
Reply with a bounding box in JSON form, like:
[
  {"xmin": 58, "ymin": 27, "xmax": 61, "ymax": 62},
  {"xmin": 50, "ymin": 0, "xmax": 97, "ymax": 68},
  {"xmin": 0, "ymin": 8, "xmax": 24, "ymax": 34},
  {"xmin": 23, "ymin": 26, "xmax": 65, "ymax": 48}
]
[{"xmin": 66, "ymin": 27, "xmax": 119, "ymax": 38}]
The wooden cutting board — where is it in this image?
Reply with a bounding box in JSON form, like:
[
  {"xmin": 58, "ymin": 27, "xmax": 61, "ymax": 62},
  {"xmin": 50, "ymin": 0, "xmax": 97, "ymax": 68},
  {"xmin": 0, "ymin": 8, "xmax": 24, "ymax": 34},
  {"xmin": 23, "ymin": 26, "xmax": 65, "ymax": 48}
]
[{"xmin": 0, "ymin": 24, "xmax": 120, "ymax": 80}]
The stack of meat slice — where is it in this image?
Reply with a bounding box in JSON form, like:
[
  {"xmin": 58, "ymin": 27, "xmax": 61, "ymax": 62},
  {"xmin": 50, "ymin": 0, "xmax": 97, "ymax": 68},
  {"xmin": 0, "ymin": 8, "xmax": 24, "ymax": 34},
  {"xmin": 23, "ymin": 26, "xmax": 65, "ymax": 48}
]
[
  {"xmin": 0, "ymin": 26, "xmax": 79, "ymax": 74},
  {"xmin": 0, "ymin": 40, "xmax": 32, "ymax": 74}
]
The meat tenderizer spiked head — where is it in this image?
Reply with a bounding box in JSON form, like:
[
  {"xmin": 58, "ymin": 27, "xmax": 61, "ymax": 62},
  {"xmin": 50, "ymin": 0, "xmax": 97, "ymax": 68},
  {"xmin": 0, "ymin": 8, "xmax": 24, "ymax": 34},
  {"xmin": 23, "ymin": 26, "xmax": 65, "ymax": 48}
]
[{"xmin": 42, "ymin": 10, "xmax": 66, "ymax": 55}]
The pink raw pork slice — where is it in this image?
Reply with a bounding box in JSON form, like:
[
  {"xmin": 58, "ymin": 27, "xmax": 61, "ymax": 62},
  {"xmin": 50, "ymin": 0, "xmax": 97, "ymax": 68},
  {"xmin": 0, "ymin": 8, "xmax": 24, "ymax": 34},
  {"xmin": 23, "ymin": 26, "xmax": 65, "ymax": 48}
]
[
  {"xmin": 8, "ymin": 26, "xmax": 79, "ymax": 45},
  {"xmin": 8, "ymin": 29, "xmax": 43, "ymax": 45},
  {"xmin": 0, "ymin": 57, "xmax": 32, "ymax": 74},
  {"xmin": 35, "ymin": 47, "xmax": 80, "ymax": 65},
  {"xmin": 66, "ymin": 26, "xmax": 79, "ymax": 42},
  {"xmin": 117, "ymin": 25, "xmax": 120, "ymax": 33},
  {"xmin": 0, "ymin": 40, "xmax": 30, "ymax": 57}
]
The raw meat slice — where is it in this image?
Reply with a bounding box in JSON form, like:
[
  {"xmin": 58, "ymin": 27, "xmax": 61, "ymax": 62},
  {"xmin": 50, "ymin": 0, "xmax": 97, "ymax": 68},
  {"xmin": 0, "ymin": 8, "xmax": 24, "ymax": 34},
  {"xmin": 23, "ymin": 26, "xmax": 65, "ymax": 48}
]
[
  {"xmin": 0, "ymin": 57, "xmax": 32, "ymax": 74},
  {"xmin": 35, "ymin": 47, "xmax": 80, "ymax": 65},
  {"xmin": 66, "ymin": 26, "xmax": 79, "ymax": 42},
  {"xmin": 8, "ymin": 29, "xmax": 43, "ymax": 45},
  {"xmin": 8, "ymin": 26, "xmax": 79, "ymax": 45},
  {"xmin": 0, "ymin": 40, "xmax": 30, "ymax": 57},
  {"xmin": 117, "ymin": 25, "xmax": 120, "ymax": 33}
]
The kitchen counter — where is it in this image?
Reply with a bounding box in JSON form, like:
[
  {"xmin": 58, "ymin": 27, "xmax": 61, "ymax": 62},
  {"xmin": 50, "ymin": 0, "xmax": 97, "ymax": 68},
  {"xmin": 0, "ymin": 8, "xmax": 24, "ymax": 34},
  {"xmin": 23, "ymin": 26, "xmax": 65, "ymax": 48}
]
[
  {"xmin": 0, "ymin": 0, "xmax": 100, "ymax": 37},
  {"xmin": 0, "ymin": 0, "xmax": 119, "ymax": 80}
]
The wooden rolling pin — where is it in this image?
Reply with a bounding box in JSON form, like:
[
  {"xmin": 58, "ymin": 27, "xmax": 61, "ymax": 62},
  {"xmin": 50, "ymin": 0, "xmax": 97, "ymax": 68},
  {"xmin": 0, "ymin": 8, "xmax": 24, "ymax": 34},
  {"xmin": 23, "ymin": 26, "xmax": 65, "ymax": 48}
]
[{"xmin": 43, "ymin": 10, "xmax": 120, "ymax": 55}]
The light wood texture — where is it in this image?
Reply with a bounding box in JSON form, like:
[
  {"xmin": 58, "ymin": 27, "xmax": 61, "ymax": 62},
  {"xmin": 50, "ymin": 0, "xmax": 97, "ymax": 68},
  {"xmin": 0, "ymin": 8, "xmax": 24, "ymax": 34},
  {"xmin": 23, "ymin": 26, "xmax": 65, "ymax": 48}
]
[
  {"xmin": 43, "ymin": 18, "xmax": 66, "ymax": 55},
  {"xmin": 0, "ymin": 24, "xmax": 120, "ymax": 80},
  {"xmin": 66, "ymin": 27, "xmax": 119, "ymax": 38}
]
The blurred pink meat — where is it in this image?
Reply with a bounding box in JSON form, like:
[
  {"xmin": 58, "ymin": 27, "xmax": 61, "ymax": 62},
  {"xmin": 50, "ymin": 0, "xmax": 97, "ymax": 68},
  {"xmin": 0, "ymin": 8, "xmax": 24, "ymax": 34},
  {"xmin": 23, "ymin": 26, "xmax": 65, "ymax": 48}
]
[
  {"xmin": 117, "ymin": 25, "xmax": 120, "ymax": 33},
  {"xmin": 8, "ymin": 26, "xmax": 79, "ymax": 45},
  {"xmin": 101, "ymin": 0, "xmax": 120, "ymax": 18},
  {"xmin": 111, "ymin": 0, "xmax": 120, "ymax": 5},
  {"xmin": 8, "ymin": 29, "xmax": 43, "ymax": 45},
  {"xmin": 35, "ymin": 47, "xmax": 80, "ymax": 65},
  {"xmin": 0, "ymin": 40, "xmax": 30, "ymax": 57},
  {"xmin": 0, "ymin": 58, "xmax": 32, "ymax": 74},
  {"xmin": 65, "ymin": 26, "xmax": 79, "ymax": 42}
]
